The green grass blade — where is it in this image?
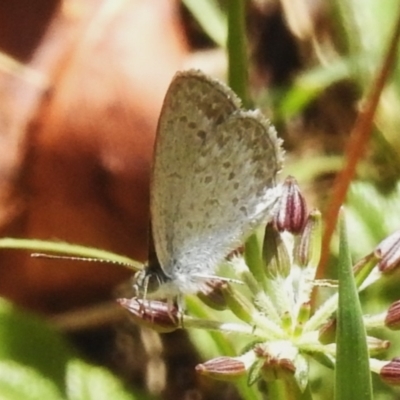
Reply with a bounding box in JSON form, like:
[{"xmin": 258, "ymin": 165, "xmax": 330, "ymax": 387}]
[
  {"xmin": 335, "ymin": 211, "xmax": 373, "ymax": 400},
  {"xmin": 183, "ymin": 0, "xmax": 227, "ymax": 47}
]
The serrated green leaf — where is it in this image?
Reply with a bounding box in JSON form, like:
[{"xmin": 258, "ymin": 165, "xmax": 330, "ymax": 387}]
[
  {"xmin": 335, "ymin": 212, "xmax": 373, "ymax": 400},
  {"xmin": 247, "ymin": 359, "xmax": 263, "ymax": 386},
  {"xmin": 294, "ymin": 354, "xmax": 309, "ymax": 393}
]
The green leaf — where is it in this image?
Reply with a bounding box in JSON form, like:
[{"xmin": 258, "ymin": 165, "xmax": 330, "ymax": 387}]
[
  {"xmin": 247, "ymin": 359, "xmax": 263, "ymax": 386},
  {"xmin": 66, "ymin": 359, "xmax": 141, "ymax": 400},
  {"xmin": 0, "ymin": 360, "xmax": 64, "ymax": 400},
  {"xmin": 335, "ymin": 212, "xmax": 373, "ymax": 400},
  {"xmin": 0, "ymin": 298, "xmax": 75, "ymax": 396},
  {"xmin": 347, "ymin": 181, "xmax": 400, "ymax": 258},
  {"xmin": 278, "ymin": 59, "xmax": 352, "ymax": 118},
  {"xmin": 183, "ymin": 0, "xmax": 227, "ymax": 47},
  {"xmin": 0, "ymin": 298, "xmax": 149, "ymax": 399}
]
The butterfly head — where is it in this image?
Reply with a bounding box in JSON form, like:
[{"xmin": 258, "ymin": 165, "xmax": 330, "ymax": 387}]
[{"xmin": 133, "ymin": 261, "xmax": 183, "ymax": 301}]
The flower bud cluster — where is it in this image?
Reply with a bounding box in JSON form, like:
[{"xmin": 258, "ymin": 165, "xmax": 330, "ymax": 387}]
[{"xmin": 118, "ymin": 176, "xmax": 400, "ymax": 392}]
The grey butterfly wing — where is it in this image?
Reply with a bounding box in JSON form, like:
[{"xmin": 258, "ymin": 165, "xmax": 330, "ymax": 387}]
[{"xmin": 151, "ymin": 70, "xmax": 283, "ymax": 281}]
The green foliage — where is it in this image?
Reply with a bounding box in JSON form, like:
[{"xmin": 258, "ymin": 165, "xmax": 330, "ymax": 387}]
[
  {"xmin": 182, "ymin": 0, "xmax": 227, "ymax": 47},
  {"xmin": 0, "ymin": 298, "xmax": 144, "ymax": 400},
  {"xmin": 0, "ymin": 298, "xmax": 73, "ymax": 394},
  {"xmin": 0, "ymin": 361, "xmax": 64, "ymax": 400},
  {"xmin": 346, "ymin": 181, "xmax": 400, "ymax": 258},
  {"xmin": 335, "ymin": 214, "xmax": 372, "ymax": 400},
  {"xmin": 66, "ymin": 360, "xmax": 143, "ymax": 400}
]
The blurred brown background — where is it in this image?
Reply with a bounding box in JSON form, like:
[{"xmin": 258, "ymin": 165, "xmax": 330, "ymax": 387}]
[
  {"xmin": 0, "ymin": 0, "xmax": 315, "ymax": 315},
  {"xmin": 0, "ymin": 0, "xmax": 189, "ymax": 312}
]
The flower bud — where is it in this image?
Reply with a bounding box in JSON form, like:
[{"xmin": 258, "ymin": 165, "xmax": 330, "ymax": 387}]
[
  {"xmin": 274, "ymin": 176, "xmax": 307, "ymax": 234},
  {"xmin": 367, "ymin": 336, "xmax": 390, "ymax": 356},
  {"xmin": 294, "ymin": 209, "xmax": 322, "ymax": 268},
  {"xmin": 117, "ymin": 298, "xmax": 180, "ymax": 333},
  {"xmin": 376, "ymin": 230, "xmax": 400, "ymax": 273},
  {"xmin": 254, "ymin": 345, "xmax": 296, "ymax": 383},
  {"xmin": 221, "ymin": 283, "xmax": 255, "ymax": 324},
  {"xmin": 385, "ymin": 300, "xmax": 400, "ymax": 330},
  {"xmin": 380, "ymin": 358, "xmax": 400, "ymax": 386},
  {"xmin": 196, "ymin": 356, "xmax": 247, "ymax": 381},
  {"xmin": 293, "ymin": 302, "xmax": 311, "ymax": 337},
  {"xmin": 197, "ymin": 279, "xmax": 227, "ymax": 311},
  {"xmin": 319, "ymin": 318, "xmax": 336, "ymax": 344},
  {"xmin": 353, "ymin": 251, "xmax": 381, "ymax": 288},
  {"xmin": 259, "ymin": 358, "xmax": 296, "ymax": 383},
  {"xmin": 263, "ymin": 222, "xmax": 290, "ymax": 278}
]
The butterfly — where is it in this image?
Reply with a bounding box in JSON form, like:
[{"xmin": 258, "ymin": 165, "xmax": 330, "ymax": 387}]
[{"xmin": 134, "ymin": 69, "xmax": 284, "ymax": 303}]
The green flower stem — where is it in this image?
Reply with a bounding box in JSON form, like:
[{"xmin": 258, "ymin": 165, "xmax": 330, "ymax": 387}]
[
  {"xmin": 0, "ymin": 238, "xmax": 141, "ymax": 270},
  {"xmin": 353, "ymin": 251, "xmax": 381, "ymax": 288},
  {"xmin": 267, "ymin": 380, "xmax": 287, "ymax": 400},
  {"xmin": 227, "ymin": 0, "xmax": 249, "ymax": 106},
  {"xmin": 183, "ymin": 316, "xmax": 265, "ymax": 338},
  {"xmin": 369, "ymin": 358, "xmax": 387, "ymax": 374},
  {"xmin": 244, "ymin": 232, "xmax": 268, "ymax": 293},
  {"xmin": 363, "ymin": 313, "xmax": 386, "ymax": 329}
]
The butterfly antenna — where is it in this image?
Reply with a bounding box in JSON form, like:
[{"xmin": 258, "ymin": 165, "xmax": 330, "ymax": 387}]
[{"xmin": 31, "ymin": 253, "xmax": 134, "ymax": 269}]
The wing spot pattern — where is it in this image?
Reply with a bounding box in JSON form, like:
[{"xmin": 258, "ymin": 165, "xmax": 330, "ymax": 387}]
[{"xmin": 197, "ymin": 130, "xmax": 207, "ymax": 141}]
